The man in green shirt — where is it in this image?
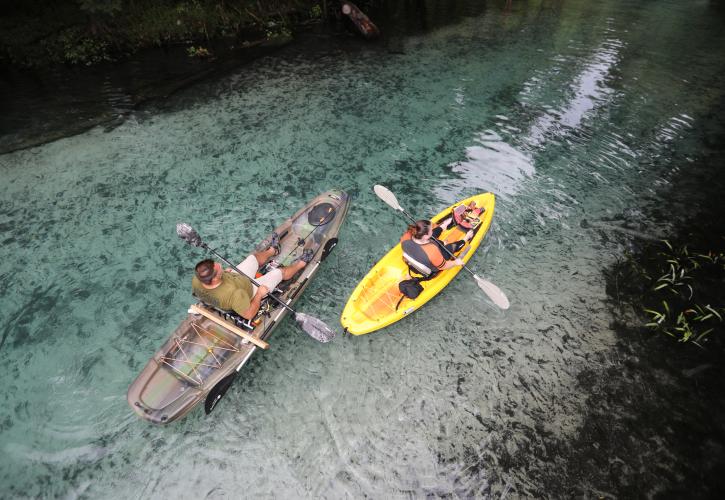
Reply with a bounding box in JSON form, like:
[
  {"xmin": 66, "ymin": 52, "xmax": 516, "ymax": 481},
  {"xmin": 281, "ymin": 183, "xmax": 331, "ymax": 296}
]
[{"xmin": 192, "ymin": 240, "xmax": 312, "ymax": 320}]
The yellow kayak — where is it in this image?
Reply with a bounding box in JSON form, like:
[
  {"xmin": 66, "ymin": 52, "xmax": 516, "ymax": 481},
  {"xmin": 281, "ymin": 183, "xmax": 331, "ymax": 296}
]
[{"xmin": 341, "ymin": 192, "xmax": 495, "ymax": 335}]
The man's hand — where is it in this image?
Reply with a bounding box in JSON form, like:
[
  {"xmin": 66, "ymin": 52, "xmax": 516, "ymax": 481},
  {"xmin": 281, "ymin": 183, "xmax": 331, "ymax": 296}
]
[
  {"xmin": 256, "ymin": 285, "xmax": 270, "ymax": 296},
  {"xmin": 454, "ymin": 258, "xmax": 464, "ymax": 267}
]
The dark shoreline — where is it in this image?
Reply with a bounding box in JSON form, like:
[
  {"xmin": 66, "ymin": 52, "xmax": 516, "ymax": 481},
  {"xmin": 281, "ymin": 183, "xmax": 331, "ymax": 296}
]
[
  {"xmin": 0, "ymin": 0, "xmax": 493, "ymax": 156},
  {"xmin": 0, "ymin": 1, "xmax": 324, "ymax": 68},
  {"xmin": 0, "ymin": 34, "xmax": 296, "ymax": 155}
]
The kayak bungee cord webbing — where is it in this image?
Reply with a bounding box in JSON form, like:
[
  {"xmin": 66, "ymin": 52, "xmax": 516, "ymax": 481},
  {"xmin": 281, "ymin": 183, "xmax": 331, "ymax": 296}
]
[{"xmin": 160, "ymin": 322, "xmax": 241, "ymax": 385}]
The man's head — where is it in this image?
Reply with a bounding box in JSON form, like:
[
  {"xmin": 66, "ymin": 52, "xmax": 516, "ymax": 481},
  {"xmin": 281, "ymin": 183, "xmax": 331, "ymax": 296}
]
[{"xmin": 195, "ymin": 259, "xmax": 220, "ymax": 285}]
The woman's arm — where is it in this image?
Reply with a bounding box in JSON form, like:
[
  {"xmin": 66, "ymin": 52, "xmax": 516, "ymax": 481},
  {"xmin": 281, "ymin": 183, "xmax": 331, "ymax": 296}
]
[{"xmin": 440, "ymin": 258, "xmax": 464, "ymax": 271}]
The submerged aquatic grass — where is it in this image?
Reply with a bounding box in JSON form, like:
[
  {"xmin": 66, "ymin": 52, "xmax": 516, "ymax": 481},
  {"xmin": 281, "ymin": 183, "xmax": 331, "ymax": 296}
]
[{"xmin": 610, "ymin": 240, "xmax": 725, "ymax": 346}]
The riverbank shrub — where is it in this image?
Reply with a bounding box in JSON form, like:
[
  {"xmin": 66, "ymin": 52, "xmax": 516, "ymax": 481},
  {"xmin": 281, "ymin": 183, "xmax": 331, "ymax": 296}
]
[
  {"xmin": 0, "ymin": 0, "xmax": 322, "ymax": 68},
  {"xmin": 56, "ymin": 27, "xmax": 112, "ymax": 65},
  {"xmin": 187, "ymin": 45, "xmax": 212, "ymax": 58}
]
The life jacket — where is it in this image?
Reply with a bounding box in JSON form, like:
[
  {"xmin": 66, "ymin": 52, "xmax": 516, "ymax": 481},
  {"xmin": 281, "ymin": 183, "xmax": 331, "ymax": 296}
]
[
  {"xmin": 400, "ymin": 232, "xmax": 446, "ymax": 278},
  {"xmin": 453, "ymin": 203, "xmax": 483, "ymax": 229}
]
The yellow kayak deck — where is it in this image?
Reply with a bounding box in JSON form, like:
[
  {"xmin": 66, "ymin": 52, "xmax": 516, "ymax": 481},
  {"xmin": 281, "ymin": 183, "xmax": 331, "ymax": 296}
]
[{"xmin": 341, "ymin": 192, "xmax": 495, "ymax": 335}]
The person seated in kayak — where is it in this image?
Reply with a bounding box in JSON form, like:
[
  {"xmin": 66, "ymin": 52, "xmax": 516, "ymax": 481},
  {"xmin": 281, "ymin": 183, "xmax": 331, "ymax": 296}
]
[
  {"xmin": 437, "ymin": 201, "xmax": 484, "ymax": 244},
  {"xmin": 192, "ymin": 234, "xmax": 313, "ymax": 320},
  {"xmin": 400, "ymin": 220, "xmax": 472, "ymax": 277}
]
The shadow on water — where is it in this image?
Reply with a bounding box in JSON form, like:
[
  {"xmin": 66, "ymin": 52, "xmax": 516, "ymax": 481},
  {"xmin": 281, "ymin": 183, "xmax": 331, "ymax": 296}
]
[{"xmin": 557, "ymin": 96, "xmax": 725, "ymax": 498}]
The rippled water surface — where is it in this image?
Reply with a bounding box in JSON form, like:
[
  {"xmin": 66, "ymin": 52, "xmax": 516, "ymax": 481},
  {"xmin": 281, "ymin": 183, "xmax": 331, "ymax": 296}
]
[{"xmin": 2, "ymin": 0, "xmax": 725, "ymax": 497}]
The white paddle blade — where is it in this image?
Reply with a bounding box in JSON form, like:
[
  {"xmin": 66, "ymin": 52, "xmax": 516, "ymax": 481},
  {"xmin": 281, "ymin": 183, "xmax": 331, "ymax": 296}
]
[
  {"xmin": 295, "ymin": 312, "xmax": 336, "ymax": 343},
  {"xmin": 474, "ymin": 275, "xmax": 510, "ymax": 310},
  {"xmin": 373, "ymin": 185, "xmax": 403, "ymax": 211}
]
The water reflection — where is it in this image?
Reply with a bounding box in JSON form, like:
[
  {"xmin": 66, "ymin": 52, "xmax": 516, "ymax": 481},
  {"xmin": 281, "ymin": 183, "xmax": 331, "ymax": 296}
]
[
  {"xmin": 438, "ymin": 130, "xmax": 535, "ymax": 202},
  {"xmin": 439, "ymin": 34, "xmax": 625, "ymax": 204},
  {"xmin": 522, "ymin": 37, "xmax": 624, "ymax": 147}
]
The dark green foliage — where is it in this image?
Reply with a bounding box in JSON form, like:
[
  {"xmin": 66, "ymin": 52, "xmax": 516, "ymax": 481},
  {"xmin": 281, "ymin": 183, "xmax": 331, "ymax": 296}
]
[
  {"xmin": 0, "ymin": 0, "xmax": 322, "ymax": 67},
  {"xmin": 77, "ymin": 0, "xmax": 123, "ymax": 15},
  {"xmin": 55, "ymin": 26, "xmax": 112, "ymax": 65},
  {"xmin": 608, "ymin": 240, "xmax": 725, "ymax": 347},
  {"xmin": 642, "ymin": 241, "xmax": 725, "ymax": 344}
]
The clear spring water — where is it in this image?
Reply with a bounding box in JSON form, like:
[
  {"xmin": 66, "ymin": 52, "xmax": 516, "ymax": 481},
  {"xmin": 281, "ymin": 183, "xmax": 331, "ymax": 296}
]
[{"xmin": 1, "ymin": 0, "xmax": 724, "ymax": 497}]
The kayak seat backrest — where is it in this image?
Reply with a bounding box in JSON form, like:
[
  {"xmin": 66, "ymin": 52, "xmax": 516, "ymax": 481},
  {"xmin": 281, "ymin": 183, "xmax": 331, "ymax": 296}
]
[
  {"xmin": 192, "ymin": 295, "xmax": 255, "ymax": 331},
  {"xmin": 401, "ymin": 239, "xmax": 437, "ymax": 278},
  {"xmin": 401, "ymin": 251, "xmax": 434, "ymax": 278}
]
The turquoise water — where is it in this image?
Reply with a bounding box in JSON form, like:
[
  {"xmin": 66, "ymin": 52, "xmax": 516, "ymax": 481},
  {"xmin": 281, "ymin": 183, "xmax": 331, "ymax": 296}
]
[{"xmin": 1, "ymin": 0, "xmax": 725, "ymax": 497}]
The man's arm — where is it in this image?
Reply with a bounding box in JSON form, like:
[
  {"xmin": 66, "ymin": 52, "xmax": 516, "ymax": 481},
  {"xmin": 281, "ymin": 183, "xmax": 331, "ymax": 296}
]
[{"xmin": 239, "ymin": 285, "xmax": 269, "ymax": 320}]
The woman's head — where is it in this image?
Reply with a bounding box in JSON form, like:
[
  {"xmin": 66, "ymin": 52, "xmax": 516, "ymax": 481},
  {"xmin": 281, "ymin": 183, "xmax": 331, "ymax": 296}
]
[{"xmin": 408, "ymin": 220, "xmax": 432, "ymax": 239}]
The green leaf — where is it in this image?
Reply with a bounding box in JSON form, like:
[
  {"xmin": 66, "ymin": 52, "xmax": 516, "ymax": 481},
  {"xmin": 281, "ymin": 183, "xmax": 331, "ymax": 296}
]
[
  {"xmin": 696, "ymin": 328, "xmax": 714, "ymax": 341},
  {"xmin": 705, "ymin": 305, "xmax": 722, "ymax": 321},
  {"xmin": 644, "ymin": 309, "xmax": 663, "ymax": 320},
  {"xmin": 654, "ymin": 283, "xmax": 669, "ymax": 291}
]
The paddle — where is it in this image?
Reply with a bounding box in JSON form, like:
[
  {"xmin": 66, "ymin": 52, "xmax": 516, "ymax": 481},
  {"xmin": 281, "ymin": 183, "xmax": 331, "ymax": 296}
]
[
  {"xmin": 373, "ymin": 184, "xmax": 510, "ymax": 310},
  {"xmin": 204, "ymin": 371, "xmax": 237, "ymax": 414},
  {"xmin": 176, "ymin": 223, "xmax": 337, "ymax": 343}
]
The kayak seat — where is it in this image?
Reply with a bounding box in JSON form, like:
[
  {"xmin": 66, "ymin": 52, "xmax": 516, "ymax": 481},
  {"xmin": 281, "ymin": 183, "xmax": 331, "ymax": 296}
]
[
  {"xmin": 192, "ymin": 296, "xmax": 256, "ymax": 332},
  {"xmin": 207, "ymin": 303, "xmax": 255, "ymax": 331},
  {"xmin": 402, "ymin": 251, "xmax": 435, "ymax": 279}
]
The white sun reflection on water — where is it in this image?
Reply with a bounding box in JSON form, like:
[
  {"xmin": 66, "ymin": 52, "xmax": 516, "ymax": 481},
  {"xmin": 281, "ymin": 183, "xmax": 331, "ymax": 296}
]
[
  {"xmin": 438, "ymin": 36, "xmax": 625, "ymax": 205},
  {"xmin": 437, "ymin": 130, "xmax": 535, "ymax": 203}
]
